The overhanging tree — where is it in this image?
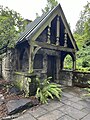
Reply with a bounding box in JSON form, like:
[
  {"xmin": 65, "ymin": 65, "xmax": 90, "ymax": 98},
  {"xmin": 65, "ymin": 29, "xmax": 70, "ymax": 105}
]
[
  {"xmin": 42, "ymin": 0, "xmax": 58, "ymax": 14},
  {"xmin": 0, "ymin": 6, "xmax": 27, "ymax": 50},
  {"xmin": 73, "ymin": 2, "xmax": 90, "ymax": 70},
  {"xmin": 36, "ymin": 0, "xmax": 58, "ymax": 17}
]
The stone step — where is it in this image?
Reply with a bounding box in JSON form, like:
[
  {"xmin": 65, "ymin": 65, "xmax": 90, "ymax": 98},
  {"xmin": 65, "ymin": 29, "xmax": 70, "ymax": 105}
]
[{"xmin": 6, "ymin": 98, "xmax": 38, "ymax": 115}]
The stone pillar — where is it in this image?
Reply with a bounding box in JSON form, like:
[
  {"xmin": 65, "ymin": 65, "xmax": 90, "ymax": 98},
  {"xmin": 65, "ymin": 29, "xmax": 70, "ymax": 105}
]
[
  {"xmin": 2, "ymin": 50, "xmax": 13, "ymax": 81},
  {"xmin": 56, "ymin": 16, "xmax": 60, "ymax": 45}
]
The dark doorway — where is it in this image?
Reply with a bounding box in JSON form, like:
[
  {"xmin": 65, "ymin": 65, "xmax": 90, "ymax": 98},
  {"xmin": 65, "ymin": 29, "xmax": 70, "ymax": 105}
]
[
  {"xmin": 33, "ymin": 54, "xmax": 43, "ymax": 69},
  {"xmin": 47, "ymin": 55, "xmax": 56, "ymax": 82}
]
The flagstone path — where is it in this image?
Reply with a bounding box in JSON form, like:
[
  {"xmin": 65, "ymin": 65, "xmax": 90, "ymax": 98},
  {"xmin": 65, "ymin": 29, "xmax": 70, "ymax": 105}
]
[{"xmin": 13, "ymin": 87, "xmax": 90, "ymax": 120}]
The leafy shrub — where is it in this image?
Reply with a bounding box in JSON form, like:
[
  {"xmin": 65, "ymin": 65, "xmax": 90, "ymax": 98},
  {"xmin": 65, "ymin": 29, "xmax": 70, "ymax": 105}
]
[
  {"xmin": 36, "ymin": 77, "xmax": 62, "ymax": 104},
  {"xmin": 82, "ymin": 60, "xmax": 90, "ymax": 67}
]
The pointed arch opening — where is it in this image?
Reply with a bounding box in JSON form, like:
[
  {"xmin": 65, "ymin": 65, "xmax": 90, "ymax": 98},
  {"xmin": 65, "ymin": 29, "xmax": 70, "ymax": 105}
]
[
  {"xmin": 19, "ymin": 48, "xmax": 29, "ymax": 71},
  {"xmin": 63, "ymin": 54, "xmax": 74, "ymax": 70},
  {"xmin": 61, "ymin": 51, "xmax": 76, "ymax": 71}
]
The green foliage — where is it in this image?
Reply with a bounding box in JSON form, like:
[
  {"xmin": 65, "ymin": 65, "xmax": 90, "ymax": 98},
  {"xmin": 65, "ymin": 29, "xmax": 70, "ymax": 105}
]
[
  {"xmin": 36, "ymin": 0, "xmax": 58, "ymax": 17},
  {"xmin": 73, "ymin": 2, "xmax": 90, "ymax": 71},
  {"xmin": 36, "ymin": 77, "xmax": 62, "ymax": 104},
  {"xmin": 82, "ymin": 60, "xmax": 89, "ymax": 67},
  {"xmin": 0, "ymin": 6, "xmax": 27, "ymax": 49},
  {"xmin": 64, "ymin": 55, "xmax": 73, "ymax": 70},
  {"xmin": 42, "ymin": 0, "xmax": 58, "ymax": 14},
  {"xmin": 74, "ymin": 2, "xmax": 90, "ymax": 47},
  {"xmin": 74, "ymin": 2, "xmax": 90, "ymax": 36},
  {"xmin": 74, "ymin": 11, "xmax": 84, "ymax": 35},
  {"xmin": 76, "ymin": 46, "xmax": 90, "ymax": 71}
]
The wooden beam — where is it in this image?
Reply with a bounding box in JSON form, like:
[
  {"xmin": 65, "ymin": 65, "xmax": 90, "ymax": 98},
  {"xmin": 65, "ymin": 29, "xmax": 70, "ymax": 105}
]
[
  {"xmin": 58, "ymin": 9, "xmax": 76, "ymax": 50},
  {"xmin": 33, "ymin": 41, "xmax": 76, "ymax": 53},
  {"xmin": 29, "ymin": 10, "xmax": 59, "ymax": 41}
]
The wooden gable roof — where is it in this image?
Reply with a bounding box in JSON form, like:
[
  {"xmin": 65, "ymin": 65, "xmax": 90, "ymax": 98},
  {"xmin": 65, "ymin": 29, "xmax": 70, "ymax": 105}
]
[{"xmin": 16, "ymin": 4, "xmax": 78, "ymax": 51}]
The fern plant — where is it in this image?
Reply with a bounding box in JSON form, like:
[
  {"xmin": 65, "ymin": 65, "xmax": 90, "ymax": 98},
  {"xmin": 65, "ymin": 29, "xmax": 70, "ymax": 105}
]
[{"xmin": 36, "ymin": 77, "xmax": 62, "ymax": 104}]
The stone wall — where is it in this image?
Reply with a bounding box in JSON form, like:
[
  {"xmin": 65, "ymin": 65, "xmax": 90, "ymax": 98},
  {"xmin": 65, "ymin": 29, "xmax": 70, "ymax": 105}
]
[
  {"xmin": 2, "ymin": 54, "xmax": 10, "ymax": 81},
  {"xmin": 58, "ymin": 70, "xmax": 90, "ymax": 87},
  {"xmin": 2, "ymin": 51, "xmax": 14, "ymax": 81},
  {"xmin": 59, "ymin": 70, "xmax": 73, "ymax": 86},
  {"xmin": 73, "ymin": 71, "xmax": 90, "ymax": 87}
]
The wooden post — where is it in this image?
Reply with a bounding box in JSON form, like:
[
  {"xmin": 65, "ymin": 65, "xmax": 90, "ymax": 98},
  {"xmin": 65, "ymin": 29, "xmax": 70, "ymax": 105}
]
[
  {"xmin": 17, "ymin": 49, "xmax": 20, "ymax": 71},
  {"xmin": 73, "ymin": 60, "xmax": 76, "ymax": 70},
  {"xmin": 64, "ymin": 29, "xmax": 67, "ymax": 47},
  {"xmin": 43, "ymin": 54, "xmax": 47, "ymax": 72},
  {"xmin": 56, "ymin": 16, "xmax": 60, "ymax": 45},
  {"xmin": 47, "ymin": 23, "xmax": 51, "ymax": 44},
  {"xmin": 73, "ymin": 54, "xmax": 76, "ymax": 70},
  {"xmin": 29, "ymin": 45, "xmax": 34, "ymax": 73},
  {"xmin": 56, "ymin": 55, "xmax": 60, "ymax": 80},
  {"xmin": 43, "ymin": 54, "xmax": 47, "ymax": 78}
]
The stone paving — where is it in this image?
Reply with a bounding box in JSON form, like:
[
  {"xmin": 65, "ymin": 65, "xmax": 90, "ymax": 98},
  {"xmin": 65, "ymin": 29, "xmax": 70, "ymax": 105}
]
[
  {"xmin": 6, "ymin": 99, "xmax": 32, "ymax": 115},
  {"xmin": 13, "ymin": 87, "xmax": 90, "ymax": 120}
]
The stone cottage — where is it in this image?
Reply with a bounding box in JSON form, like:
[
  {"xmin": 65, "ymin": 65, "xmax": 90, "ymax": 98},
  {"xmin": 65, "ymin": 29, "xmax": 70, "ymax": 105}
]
[{"xmin": 1, "ymin": 4, "xmax": 78, "ymax": 83}]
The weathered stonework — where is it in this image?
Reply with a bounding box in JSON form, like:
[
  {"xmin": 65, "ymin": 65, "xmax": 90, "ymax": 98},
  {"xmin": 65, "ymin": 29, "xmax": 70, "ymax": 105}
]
[
  {"xmin": 73, "ymin": 71, "xmax": 90, "ymax": 87},
  {"xmin": 1, "ymin": 50, "xmax": 16, "ymax": 81},
  {"xmin": 59, "ymin": 70, "xmax": 73, "ymax": 86},
  {"xmin": 58, "ymin": 70, "xmax": 90, "ymax": 87}
]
